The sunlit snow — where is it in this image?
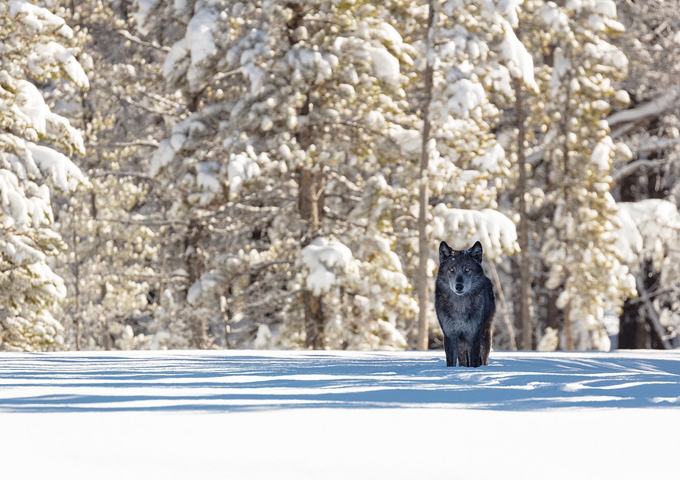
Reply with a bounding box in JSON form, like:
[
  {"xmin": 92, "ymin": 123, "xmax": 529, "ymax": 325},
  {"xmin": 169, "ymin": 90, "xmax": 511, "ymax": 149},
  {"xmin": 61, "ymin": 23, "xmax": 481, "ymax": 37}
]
[{"xmin": 0, "ymin": 350, "xmax": 678, "ymax": 479}]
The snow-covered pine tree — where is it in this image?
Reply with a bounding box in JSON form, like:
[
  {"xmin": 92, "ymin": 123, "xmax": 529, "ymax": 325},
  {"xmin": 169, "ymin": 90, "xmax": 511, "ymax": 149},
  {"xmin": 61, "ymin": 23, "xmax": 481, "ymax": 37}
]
[
  {"xmin": 45, "ymin": 0, "xmax": 184, "ymax": 351},
  {"xmin": 135, "ymin": 0, "xmax": 422, "ymax": 349},
  {"xmin": 608, "ymin": 0, "xmax": 680, "ymax": 349},
  {"xmin": 0, "ymin": 0, "xmax": 88, "ymax": 350},
  {"xmin": 536, "ymin": 0, "xmax": 635, "ymax": 350},
  {"xmin": 490, "ymin": 0, "xmax": 558, "ymax": 350},
  {"xmin": 615, "ymin": 199, "xmax": 680, "ymax": 349},
  {"xmin": 409, "ymin": 0, "xmax": 533, "ymax": 346}
]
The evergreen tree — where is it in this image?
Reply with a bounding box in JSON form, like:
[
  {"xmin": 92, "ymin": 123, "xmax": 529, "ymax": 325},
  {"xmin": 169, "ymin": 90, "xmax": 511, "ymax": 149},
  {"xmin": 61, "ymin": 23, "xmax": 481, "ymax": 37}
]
[
  {"xmin": 47, "ymin": 0, "xmax": 178, "ymax": 350},
  {"xmin": 536, "ymin": 0, "xmax": 635, "ymax": 350},
  {"xmin": 412, "ymin": 0, "xmax": 534, "ymax": 347},
  {"xmin": 0, "ymin": 0, "xmax": 88, "ymax": 350},
  {"xmin": 137, "ymin": 0, "xmax": 422, "ymax": 349}
]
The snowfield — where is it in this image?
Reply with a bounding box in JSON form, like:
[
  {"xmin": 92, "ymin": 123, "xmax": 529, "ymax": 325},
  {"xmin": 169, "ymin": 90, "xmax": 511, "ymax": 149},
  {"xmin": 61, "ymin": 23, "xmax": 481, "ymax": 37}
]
[{"xmin": 1, "ymin": 350, "xmax": 679, "ymax": 479}]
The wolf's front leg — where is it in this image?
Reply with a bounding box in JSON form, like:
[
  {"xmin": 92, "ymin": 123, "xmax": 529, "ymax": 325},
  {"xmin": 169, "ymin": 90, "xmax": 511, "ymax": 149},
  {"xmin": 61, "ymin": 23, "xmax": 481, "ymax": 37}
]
[
  {"xmin": 444, "ymin": 335, "xmax": 453, "ymax": 367},
  {"xmin": 457, "ymin": 338, "xmax": 469, "ymax": 367},
  {"xmin": 467, "ymin": 337, "xmax": 482, "ymax": 368},
  {"xmin": 445, "ymin": 336, "xmax": 459, "ymax": 367}
]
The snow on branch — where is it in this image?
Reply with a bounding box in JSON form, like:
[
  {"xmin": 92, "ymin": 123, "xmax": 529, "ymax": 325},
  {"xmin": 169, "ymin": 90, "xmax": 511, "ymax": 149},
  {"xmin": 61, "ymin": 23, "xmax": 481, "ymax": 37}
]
[
  {"xmin": 9, "ymin": 0, "xmax": 73, "ymax": 38},
  {"xmin": 29, "ymin": 42, "xmax": 89, "ymax": 89},
  {"xmin": 608, "ymin": 86, "xmax": 680, "ymax": 127},
  {"xmin": 616, "ymin": 199, "xmax": 680, "ymax": 273},
  {"xmin": 116, "ymin": 29, "xmax": 170, "ymax": 52},
  {"xmin": 499, "ymin": 19, "xmax": 538, "ymax": 92},
  {"xmin": 299, "ymin": 238, "xmax": 356, "ymax": 296},
  {"xmin": 527, "ymin": 87, "xmax": 680, "ymax": 165},
  {"xmin": 612, "ymin": 159, "xmax": 667, "ymax": 181},
  {"xmin": 431, "ymin": 204, "xmax": 520, "ymax": 261}
]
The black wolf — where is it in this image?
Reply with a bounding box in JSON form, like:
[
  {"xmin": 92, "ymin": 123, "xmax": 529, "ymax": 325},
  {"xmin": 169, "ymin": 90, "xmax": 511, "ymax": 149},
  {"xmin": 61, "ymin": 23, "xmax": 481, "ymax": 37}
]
[{"xmin": 435, "ymin": 241, "xmax": 496, "ymax": 367}]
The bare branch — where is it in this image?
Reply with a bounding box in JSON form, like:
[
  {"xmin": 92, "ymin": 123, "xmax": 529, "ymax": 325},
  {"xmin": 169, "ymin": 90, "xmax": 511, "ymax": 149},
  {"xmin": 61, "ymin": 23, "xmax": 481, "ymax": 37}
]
[
  {"xmin": 637, "ymin": 136, "xmax": 680, "ymax": 153},
  {"xmin": 526, "ymin": 87, "xmax": 680, "ymax": 165},
  {"xmin": 608, "ymin": 87, "xmax": 680, "ymax": 127},
  {"xmin": 88, "ymin": 141, "xmax": 159, "ymax": 150},
  {"xmin": 91, "ymin": 170, "xmax": 158, "ymax": 182},
  {"xmin": 116, "ymin": 29, "xmax": 170, "ymax": 52},
  {"xmin": 636, "ymin": 277, "xmax": 673, "ymax": 349},
  {"xmin": 612, "ymin": 159, "xmax": 667, "ymax": 181},
  {"xmin": 212, "ymin": 67, "xmax": 245, "ymax": 83},
  {"xmin": 245, "ymin": 289, "xmax": 299, "ymax": 311},
  {"xmin": 95, "ymin": 217, "xmax": 189, "ymax": 227},
  {"xmin": 327, "ymin": 170, "xmax": 362, "ymax": 192}
]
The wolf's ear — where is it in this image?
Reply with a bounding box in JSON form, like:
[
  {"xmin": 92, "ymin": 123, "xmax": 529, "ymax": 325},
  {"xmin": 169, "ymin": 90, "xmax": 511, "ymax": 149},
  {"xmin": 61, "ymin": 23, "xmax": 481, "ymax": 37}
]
[
  {"xmin": 467, "ymin": 241, "xmax": 483, "ymax": 264},
  {"xmin": 439, "ymin": 241, "xmax": 454, "ymax": 263}
]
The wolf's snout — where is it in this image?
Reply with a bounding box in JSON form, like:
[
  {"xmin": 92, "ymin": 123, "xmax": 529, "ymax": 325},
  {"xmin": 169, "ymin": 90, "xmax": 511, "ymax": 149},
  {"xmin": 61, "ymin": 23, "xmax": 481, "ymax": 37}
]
[{"xmin": 455, "ymin": 275, "xmax": 465, "ymax": 293}]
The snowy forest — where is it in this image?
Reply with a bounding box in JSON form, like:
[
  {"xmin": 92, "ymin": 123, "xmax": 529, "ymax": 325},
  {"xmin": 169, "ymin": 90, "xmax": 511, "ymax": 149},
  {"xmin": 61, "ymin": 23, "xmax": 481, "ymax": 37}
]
[{"xmin": 1, "ymin": 0, "xmax": 679, "ymax": 353}]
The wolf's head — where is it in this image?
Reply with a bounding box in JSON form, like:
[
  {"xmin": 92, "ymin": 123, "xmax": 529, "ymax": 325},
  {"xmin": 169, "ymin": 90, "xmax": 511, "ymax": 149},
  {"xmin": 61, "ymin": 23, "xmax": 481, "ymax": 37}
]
[{"xmin": 437, "ymin": 241, "xmax": 486, "ymax": 296}]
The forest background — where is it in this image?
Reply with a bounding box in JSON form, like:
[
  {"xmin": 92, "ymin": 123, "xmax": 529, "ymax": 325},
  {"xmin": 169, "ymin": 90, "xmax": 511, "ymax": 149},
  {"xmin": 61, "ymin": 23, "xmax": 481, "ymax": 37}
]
[{"xmin": 1, "ymin": 0, "xmax": 679, "ymax": 354}]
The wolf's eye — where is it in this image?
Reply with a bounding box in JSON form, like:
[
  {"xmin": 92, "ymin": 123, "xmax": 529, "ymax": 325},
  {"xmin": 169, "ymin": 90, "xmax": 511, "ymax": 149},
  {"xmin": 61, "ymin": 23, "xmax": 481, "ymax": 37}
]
[
  {"xmin": 449, "ymin": 268, "xmax": 454, "ymax": 273},
  {"xmin": 464, "ymin": 267, "xmax": 470, "ymax": 273}
]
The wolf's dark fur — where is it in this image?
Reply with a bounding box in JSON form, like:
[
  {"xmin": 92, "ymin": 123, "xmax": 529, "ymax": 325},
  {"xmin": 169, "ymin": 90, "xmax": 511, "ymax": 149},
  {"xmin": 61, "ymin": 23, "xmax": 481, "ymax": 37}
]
[{"xmin": 435, "ymin": 241, "xmax": 496, "ymax": 367}]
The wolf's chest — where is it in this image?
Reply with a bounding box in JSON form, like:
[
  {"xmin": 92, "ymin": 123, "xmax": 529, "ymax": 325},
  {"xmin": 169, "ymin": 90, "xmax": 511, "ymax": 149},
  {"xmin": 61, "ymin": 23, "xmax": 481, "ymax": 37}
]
[
  {"xmin": 436, "ymin": 296, "xmax": 483, "ymax": 333},
  {"xmin": 440, "ymin": 312, "xmax": 478, "ymax": 334}
]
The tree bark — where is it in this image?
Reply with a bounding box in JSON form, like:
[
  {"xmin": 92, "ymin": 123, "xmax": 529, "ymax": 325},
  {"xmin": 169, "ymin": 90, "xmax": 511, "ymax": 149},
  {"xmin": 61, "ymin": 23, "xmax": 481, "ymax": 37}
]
[
  {"xmin": 185, "ymin": 218, "xmax": 207, "ymax": 349},
  {"xmin": 159, "ymin": 225, "xmax": 169, "ymax": 301},
  {"xmin": 298, "ymin": 168, "xmax": 324, "ymax": 239},
  {"xmin": 220, "ymin": 293, "xmax": 230, "ymax": 349},
  {"xmin": 488, "ymin": 261, "xmax": 517, "ymax": 351},
  {"xmin": 560, "ymin": 50, "xmax": 574, "ymax": 352},
  {"xmin": 564, "ymin": 301, "xmax": 573, "ymax": 351},
  {"xmin": 636, "ymin": 277, "xmax": 673, "ymax": 349},
  {"xmin": 284, "ymin": 4, "xmax": 328, "ymax": 350},
  {"xmin": 70, "ymin": 229, "xmax": 82, "ymax": 351},
  {"xmin": 299, "ymin": 166, "xmax": 326, "ymax": 349},
  {"xmin": 416, "ymin": 0, "xmax": 437, "ymax": 350},
  {"xmin": 303, "ymin": 290, "xmax": 325, "ymax": 349},
  {"xmin": 102, "ymin": 315, "xmax": 112, "ymax": 351},
  {"xmin": 295, "ymin": 84, "xmax": 327, "ymax": 348},
  {"xmin": 514, "ymin": 77, "xmax": 532, "ymax": 350},
  {"xmin": 545, "ymin": 283, "xmax": 560, "ymax": 330}
]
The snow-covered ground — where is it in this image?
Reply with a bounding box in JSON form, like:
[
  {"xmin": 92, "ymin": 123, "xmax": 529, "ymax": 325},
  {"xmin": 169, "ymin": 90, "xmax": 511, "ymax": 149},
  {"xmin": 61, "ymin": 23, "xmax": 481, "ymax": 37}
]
[{"xmin": 1, "ymin": 350, "xmax": 679, "ymax": 479}]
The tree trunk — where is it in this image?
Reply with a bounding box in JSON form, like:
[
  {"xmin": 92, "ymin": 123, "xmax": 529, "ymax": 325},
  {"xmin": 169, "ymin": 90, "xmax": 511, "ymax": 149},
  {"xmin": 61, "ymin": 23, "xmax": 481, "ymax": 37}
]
[
  {"xmin": 545, "ymin": 286, "xmax": 560, "ymax": 331},
  {"xmin": 303, "ymin": 290, "xmax": 325, "ymax": 349},
  {"xmin": 299, "ymin": 166, "xmax": 326, "ymax": 349},
  {"xmin": 298, "ymin": 168, "xmax": 323, "ymax": 240},
  {"xmin": 488, "ymin": 261, "xmax": 517, "ymax": 351},
  {"xmin": 102, "ymin": 316, "xmax": 112, "ymax": 350},
  {"xmin": 514, "ymin": 77, "xmax": 532, "ymax": 351},
  {"xmin": 185, "ymin": 218, "xmax": 207, "ymax": 349},
  {"xmin": 511, "ymin": 260, "xmax": 522, "ymax": 345},
  {"xmin": 91, "ymin": 189, "xmax": 110, "ymax": 350},
  {"xmin": 220, "ymin": 293, "xmax": 230, "ymax": 349},
  {"xmin": 560, "ymin": 56, "xmax": 574, "ymax": 352},
  {"xmin": 284, "ymin": 4, "xmax": 327, "ymax": 349},
  {"xmin": 564, "ymin": 301, "xmax": 573, "ymax": 351},
  {"xmin": 72, "ymin": 229, "xmax": 81, "ymax": 351},
  {"xmin": 296, "ymin": 87, "xmax": 327, "ymax": 348},
  {"xmin": 416, "ymin": 0, "xmax": 437, "ymax": 350},
  {"xmin": 159, "ymin": 225, "xmax": 169, "ymax": 301},
  {"xmin": 636, "ymin": 276, "xmax": 672, "ymax": 349}
]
